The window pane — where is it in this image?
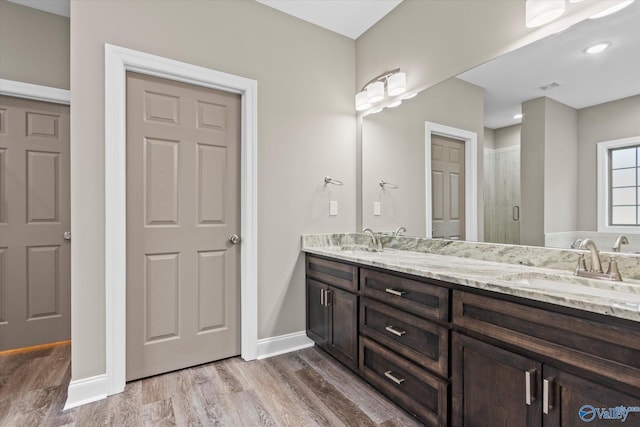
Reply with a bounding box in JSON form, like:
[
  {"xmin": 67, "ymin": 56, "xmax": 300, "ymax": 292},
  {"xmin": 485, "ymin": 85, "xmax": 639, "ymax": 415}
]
[
  {"xmin": 612, "ymin": 187, "xmax": 636, "ymax": 206},
  {"xmin": 611, "ymin": 168, "xmax": 636, "ymax": 187},
  {"xmin": 611, "ymin": 206, "xmax": 637, "ymax": 225},
  {"xmin": 611, "ymin": 147, "xmax": 637, "ymax": 169}
]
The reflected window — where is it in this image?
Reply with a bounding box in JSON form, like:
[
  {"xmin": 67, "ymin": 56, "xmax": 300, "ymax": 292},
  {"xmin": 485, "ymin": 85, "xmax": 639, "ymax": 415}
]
[
  {"xmin": 598, "ymin": 138, "xmax": 640, "ymax": 232},
  {"xmin": 609, "ymin": 145, "xmax": 639, "ymax": 226}
]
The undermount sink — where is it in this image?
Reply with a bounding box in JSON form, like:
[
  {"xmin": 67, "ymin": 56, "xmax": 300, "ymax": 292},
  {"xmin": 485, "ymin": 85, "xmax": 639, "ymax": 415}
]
[{"xmin": 499, "ymin": 271, "xmax": 640, "ymax": 305}]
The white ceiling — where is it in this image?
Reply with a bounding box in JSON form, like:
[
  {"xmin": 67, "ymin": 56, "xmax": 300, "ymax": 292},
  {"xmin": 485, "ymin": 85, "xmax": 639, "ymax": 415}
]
[
  {"xmin": 7, "ymin": 0, "xmax": 69, "ymax": 17},
  {"xmin": 458, "ymin": 0, "xmax": 640, "ymax": 129},
  {"xmin": 256, "ymin": 0, "xmax": 403, "ymax": 39},
  {"xmin": 7, "ymin": 0, "xmax": 403, "ymax": 39}
]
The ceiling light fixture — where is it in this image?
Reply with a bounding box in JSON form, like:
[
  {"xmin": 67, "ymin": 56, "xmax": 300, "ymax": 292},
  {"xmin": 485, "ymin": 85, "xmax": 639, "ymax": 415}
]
[
  {"xmin": 589, "ymin": 0, "xmax": 634, "ymax": 19},
  {"xmin": 584, "ymin": 42, "xmax": 611, "ymax": 54},
  {"xmin": 355, "ymin": 68, "xmax": 407, "ymax": 111},
  {"xmin": 513, "ymin": 113, "xmax": 524, "ymax": 119},
  {"xmin": 525, "ymin": 0, "xmax": 566, "ymax": 28}
]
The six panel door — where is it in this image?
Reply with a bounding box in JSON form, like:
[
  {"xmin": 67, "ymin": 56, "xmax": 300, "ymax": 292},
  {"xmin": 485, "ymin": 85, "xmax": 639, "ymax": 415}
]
[
  {"xmin": 125, "ymin": 72, "xmax": 241, "ymax": 380},
  {"xmin": 0, "ymin": 96, "xmax": 71, "ymax": 351}
]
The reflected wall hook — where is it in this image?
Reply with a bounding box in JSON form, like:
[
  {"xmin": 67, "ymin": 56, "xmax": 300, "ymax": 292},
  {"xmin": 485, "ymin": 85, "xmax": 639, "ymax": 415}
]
[
  {"xmin": 324, "ymin": 176, "xmax": 343, "ymax": 186},
  {"xmin": 379, "ymin": 180, "xmax": 399, "ymax": 189}
]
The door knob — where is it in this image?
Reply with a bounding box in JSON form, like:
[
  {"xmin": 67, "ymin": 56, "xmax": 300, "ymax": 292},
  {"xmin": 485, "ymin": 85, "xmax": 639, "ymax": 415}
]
[
  {"xmin": 228, "ymin": 234, "xmax": 241, "ymax": 245},
  {"xmin": 63, "ymin": 231, "xmax": 71, "ymax": 241}
]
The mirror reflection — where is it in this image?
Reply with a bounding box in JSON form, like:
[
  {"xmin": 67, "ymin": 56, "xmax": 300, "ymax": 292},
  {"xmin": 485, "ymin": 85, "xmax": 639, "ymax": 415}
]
[{"xmin": 361, "ymin": 1, "xmax": 640, "ymax": 252}]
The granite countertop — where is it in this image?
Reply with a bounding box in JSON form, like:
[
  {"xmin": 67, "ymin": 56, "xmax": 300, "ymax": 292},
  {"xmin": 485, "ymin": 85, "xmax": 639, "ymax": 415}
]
[{"xmin": 302, "ymin": 244, "xmax": 640, "ymax": 323}]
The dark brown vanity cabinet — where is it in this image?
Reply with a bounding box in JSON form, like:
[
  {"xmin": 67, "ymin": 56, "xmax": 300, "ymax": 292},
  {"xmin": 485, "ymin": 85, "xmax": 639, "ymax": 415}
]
[
  {"xmin": 305, "ymin": 255, "xmax": 640, "ymax": 427},
  {"xmin": 305, "ymin": 256, "xmax": 358, "ymax": 371},
  {"xmin": 452, "ymin": 291, "xmax": 640, "ymax": 427}
]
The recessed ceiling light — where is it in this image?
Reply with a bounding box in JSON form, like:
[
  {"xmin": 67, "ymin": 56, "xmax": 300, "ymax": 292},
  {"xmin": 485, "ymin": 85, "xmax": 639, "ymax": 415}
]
[
  {"xmin": 585, "ymin": 42, "xmax": 611, "ymax": 54},
  {"xmin": 589, "ymin": 0, "xmax": 634, "ymax": 19},
  {"xmin": 513, "ymin": 114, "xmax": 523, "ymax": 120}
]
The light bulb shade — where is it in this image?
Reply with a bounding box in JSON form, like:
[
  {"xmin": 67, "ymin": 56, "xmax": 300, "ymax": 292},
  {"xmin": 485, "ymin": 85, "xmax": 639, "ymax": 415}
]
[
  {"xmin": 526, "ymin": 0, "xmax": 566, "ymax": 28},
  {"xmin": 367, "ymin": 81, "xmax": 385, "ymax": 103},
  {"xmin": 387, "ymin": 72, "xmax": 407, "ymax": 96},
  {"xmin": 355, "ymin": 91, "xmax": 371, "ymax": 111}
]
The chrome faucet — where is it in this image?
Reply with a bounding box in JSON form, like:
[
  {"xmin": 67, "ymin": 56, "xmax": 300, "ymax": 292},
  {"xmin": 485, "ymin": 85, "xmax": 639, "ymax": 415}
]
[
  {"xmin": 613, "ymin": 235, "xmax": 629, "ymax": 252},
  {"xmin": 362, "ymin": 228, "xmax": 382, "ymax": 250},
  {"xmin": 575, "ymin": 238, "xmax": 622, "ymax": 281},
  {"xmin": 393, "ymin": 226, "xmax": 407, "ymax": 237}
]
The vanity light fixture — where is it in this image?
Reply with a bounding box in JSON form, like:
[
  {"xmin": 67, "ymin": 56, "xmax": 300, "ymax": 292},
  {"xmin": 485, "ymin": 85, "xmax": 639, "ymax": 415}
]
[
  {"xmin": 355, "ymin": 68, "xmax": 407, "ymax": 111},
  {"xmin": 589, "ymin": 0, "xmax": 634, "ymax": 19},
  {"xmin": 585, "ymin": 42, "xmax": 611, "ymax": 54},
  {"xmin": 525, "ymin": 0, "xmax": 566, "ymax": 28},
  {"xmin": 387, "ymin": 100, "xmax": 403, "ymax": 108}
]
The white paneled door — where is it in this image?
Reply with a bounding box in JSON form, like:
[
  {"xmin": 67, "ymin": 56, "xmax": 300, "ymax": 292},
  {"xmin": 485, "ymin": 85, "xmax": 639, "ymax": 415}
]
[
  {"xmin": 0, "ymin": 96, "xmax": 71, "ymax": 351},
  {"xmin": 126, "ymin": 72, "xmax": 241, "ymax": 381}
]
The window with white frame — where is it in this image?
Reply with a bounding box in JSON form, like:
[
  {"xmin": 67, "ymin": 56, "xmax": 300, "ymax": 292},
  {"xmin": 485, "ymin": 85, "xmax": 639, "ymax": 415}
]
[{"xmin": 597, "ymin": 137, "xmax": 640, "ymax": 232}]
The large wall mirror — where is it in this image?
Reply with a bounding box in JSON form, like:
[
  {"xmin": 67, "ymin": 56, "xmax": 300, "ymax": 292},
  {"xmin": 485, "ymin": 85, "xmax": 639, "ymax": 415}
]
[{"xmin": 361, "ymin": 1, "xmax": 640, "ymax": 252}]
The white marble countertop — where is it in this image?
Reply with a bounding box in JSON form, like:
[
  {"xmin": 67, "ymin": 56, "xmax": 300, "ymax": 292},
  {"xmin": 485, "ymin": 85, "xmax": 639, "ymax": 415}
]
[{"xmin": 303, "ymin": 245, "xmax": 640, "ymax": 323}]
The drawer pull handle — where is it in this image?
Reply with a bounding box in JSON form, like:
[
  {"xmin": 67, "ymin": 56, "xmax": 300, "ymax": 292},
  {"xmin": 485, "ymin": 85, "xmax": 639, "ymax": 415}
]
[
  {"xmin": 525, "ymin": 369, "xmax": 537, "ymax": 405},
  {"xmin": 385, "ymin": 288, "xmax": 406, "ymax": 296},
  {"xmin": 543, "ymin": 377, "xmax": 554, "ymax": 414},
  {"xmin": 385, "ymin": 326, "xmax": 406, "ymax": 337},
  {"xmin": 384, "ymin": 371, "xmax": 405, "ymax": 385}
]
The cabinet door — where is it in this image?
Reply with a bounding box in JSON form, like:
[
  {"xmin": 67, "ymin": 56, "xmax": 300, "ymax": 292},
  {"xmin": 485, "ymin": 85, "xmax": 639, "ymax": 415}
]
[
  {"xmin": 306, "ymin": 279, "xmax": 328, "ymax": 345},
  {"xmin": 452, "ymin": 333, "xmax": 542, "ymax": 427},
  {"xmin": 542, "ymin": 366, "xmax": 640, "ymax": 427},
  {"xmin": 327, "ymin": 286, "xmax": 358, "ymax": 371}
]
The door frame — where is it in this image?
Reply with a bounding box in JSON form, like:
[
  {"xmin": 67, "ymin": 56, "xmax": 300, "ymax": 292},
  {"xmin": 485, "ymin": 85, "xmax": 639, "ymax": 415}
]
[
  {"xmin": 104, "ymin": 44, "xmax": 258, "ymax": 396},
  {"xmin": 425, "ymin": 122, "xmax": 478, "ymax": 241},
  {"xmin": 0, "ymin": 79, "xmax": 71, "ymax": 105}
]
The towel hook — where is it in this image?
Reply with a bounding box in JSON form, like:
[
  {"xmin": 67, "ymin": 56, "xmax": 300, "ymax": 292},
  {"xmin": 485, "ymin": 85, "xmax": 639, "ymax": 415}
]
[
  {"xmin": 379, "ymin": 180, "xmax": 399, "ymax": 189},
  {"xmin": 324, "ymin": 176, "xmax": 344, "ymax": 186}
]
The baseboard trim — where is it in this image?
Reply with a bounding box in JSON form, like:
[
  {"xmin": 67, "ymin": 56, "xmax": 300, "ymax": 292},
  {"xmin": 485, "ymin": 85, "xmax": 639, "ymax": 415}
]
[
  {"xmin": 256, "ymin": 331, "xmax": 314, "ymax": 360},
  {"xmin": 64, "ymin": 374, "xmax": 108, "ymax": 410}
]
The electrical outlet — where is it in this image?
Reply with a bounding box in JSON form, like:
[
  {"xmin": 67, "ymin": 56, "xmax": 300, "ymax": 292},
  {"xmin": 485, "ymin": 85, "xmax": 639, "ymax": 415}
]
[{"xmin": 330, "ymin": 200, "xmax": 338, "ymax": 216}]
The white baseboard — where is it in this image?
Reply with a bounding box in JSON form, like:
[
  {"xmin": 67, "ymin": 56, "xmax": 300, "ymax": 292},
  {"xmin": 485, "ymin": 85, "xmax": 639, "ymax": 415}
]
[
  {"xmin": 256, "ymin": 330, "xmax": 314, "ymax": 360},
  {"xmin": 64, "ymin": 374, "xmax": 108, "ymax": 410}
]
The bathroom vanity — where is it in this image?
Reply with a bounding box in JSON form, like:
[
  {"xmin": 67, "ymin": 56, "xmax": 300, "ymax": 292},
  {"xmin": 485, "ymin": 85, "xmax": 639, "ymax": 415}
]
[{"xmin": 303, "ymin": 235, "xmax": 640, "ymax": 427}]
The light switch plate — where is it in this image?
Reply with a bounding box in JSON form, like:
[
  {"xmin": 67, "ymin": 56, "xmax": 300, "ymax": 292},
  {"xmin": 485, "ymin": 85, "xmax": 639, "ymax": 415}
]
[
  {"xmin": 373, "ymin": 202, "xmax": 381, "ymax": 216},
  {"xmin": 330, "ymin": 200, "xmax": 338, "ymax": 216}
]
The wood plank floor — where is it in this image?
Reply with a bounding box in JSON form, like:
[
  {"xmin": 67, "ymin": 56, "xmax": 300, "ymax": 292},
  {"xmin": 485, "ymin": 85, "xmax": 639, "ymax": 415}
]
[{"xmin": 0, "ymin": 343, "xmax": 423, "ymax": 426}]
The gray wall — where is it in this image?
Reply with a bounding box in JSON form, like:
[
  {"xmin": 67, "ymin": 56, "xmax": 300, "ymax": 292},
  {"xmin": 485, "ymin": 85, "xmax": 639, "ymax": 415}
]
[
  {"xmin": 545, "ymin": 99, "xmax": 578, "ymax": 234},
  {"xmin": 521, "ymin": 98, "xmax": 546, "ymax": 246},
  {"xmin": 0, "ymin": 0, "xmax": 69, "ymax": 89},
  {"xmin": 362, "ymin": 78, "xmax": 484, "ymax": 236},
  {"xmin": 495, "ymin": 124, "xmax": 521, "ymax": 149},
  {"xmin": 71, "ymin": 0, "xmax": 355, "ymax": 380},
  {"xmin": 521, "ymin": 97, "xmax": 579, "ymax": 245},
  {"xmin": 577, "ymin": 95, "xmax": 640, "ymax": 230}
]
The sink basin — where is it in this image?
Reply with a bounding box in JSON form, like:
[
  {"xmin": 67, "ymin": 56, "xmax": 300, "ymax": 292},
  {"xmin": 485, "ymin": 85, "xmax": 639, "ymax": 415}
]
[
  {"xmin": 339, "ymin": 245, "xmax": 380, "ymax": 253},
  {"xmin": 499, "ymin": 271, "xmax": 640, "ymax": 305}
]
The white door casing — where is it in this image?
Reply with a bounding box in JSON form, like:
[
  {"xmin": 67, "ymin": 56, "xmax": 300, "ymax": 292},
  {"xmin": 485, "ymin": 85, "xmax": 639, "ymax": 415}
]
[
  {"xmin": 425, "ymin": 122, "xmax": 478, "ymax": 241},
  {"xmin": 103, "ymin": 45, "xmax": 257, "ymax": 398}
]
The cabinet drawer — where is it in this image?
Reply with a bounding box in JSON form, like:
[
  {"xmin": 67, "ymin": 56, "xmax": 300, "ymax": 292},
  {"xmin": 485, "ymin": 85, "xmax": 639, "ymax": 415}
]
[
  {"xmin": 453, "ymin": 290, "xmax": 640, "ymax": 392},
  {"xmin": 359, "ymin": 336, "xmax": 448, "ymax": 427},
  {"xmin": 360, "ymin": 297, "xmax": 448, "ymax": 377},
  {"xmin": 306, "ymin": 255, "xmax": 358, "ymax": 292},
  {"xmin": 361, "ymin": 268, "xmax": 449, "ymax": 322}
]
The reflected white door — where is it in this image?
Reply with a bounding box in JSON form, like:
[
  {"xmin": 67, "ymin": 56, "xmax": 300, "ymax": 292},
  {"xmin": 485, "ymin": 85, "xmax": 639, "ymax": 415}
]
[
  {"xmin": 125, "ymin": 72, "xmax": 241, "ymax": 380},
  {"xmin": 431, "ymin": 135, "xmax": 465, "ymax": 239},
  {"xmin": 0, "ymin": 96, "xmax": 71, "ymax": 351}
]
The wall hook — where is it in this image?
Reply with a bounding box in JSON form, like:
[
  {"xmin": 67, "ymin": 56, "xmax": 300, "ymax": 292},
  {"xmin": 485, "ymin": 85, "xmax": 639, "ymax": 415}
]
[
  {"xmin": 379, "ymin": 180, "xmax": 399, "ymax": 189},
  {"xmin": 324, "ymin": 176, "xmax": 343, "ymax": 186}
]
